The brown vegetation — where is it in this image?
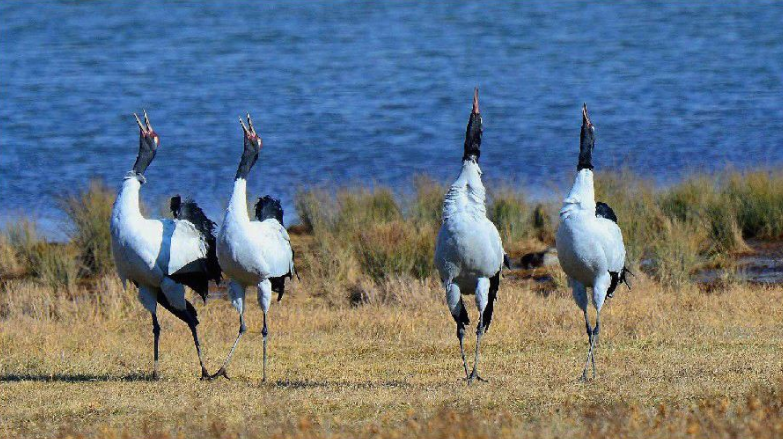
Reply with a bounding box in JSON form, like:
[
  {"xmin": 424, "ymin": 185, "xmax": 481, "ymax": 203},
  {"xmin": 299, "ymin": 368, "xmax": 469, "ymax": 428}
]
[{"xmin": 2, "ymin": 169, "xmax": 783, "ymax": 438}]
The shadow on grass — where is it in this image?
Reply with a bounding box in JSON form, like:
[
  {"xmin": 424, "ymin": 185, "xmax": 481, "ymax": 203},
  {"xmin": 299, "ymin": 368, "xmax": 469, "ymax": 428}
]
[
  {"xmin": 0, "ymin": 372, "xmax": 155, "ymax": 383},
  {"xmin": 272, "ymin": 378, "xmax": 410, "ymax": 389}
]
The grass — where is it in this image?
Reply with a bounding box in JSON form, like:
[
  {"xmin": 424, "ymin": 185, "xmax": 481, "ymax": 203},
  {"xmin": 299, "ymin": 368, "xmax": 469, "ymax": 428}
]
[
  {"xmin": 4, "ymin": 169, "xmax": 783, "ymax": 437},
  {"xmin": 60, "ymin": 180, "xmax": 116, "ymax": 277},
  {"xmin": 1, "ymin": 273, "xmax": 783, "ymax": 438}
]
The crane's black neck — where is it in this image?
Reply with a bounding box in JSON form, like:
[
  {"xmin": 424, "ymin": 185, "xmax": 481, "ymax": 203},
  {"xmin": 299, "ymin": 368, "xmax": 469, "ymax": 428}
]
[
  {"xmin": 577, "ymin": 124, "xmax": 594, "ymax": 171},
  {"xmin": 463, "ymin": 112, "xmax": 482, "ymax": 162},
  {"xmin": 235, "ymin": 149, "xmax": 258, "ymax": 180}
]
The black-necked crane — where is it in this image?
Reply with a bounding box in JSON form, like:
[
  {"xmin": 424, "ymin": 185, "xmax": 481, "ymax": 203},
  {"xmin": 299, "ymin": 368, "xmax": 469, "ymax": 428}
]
[
  {"xmin": 110, "ymin": 111, "xmax": 222, "ymax": 379},
  {"xmin": 210, "ymin": 114, "xmax": 296, "ymax": 381},
  {"xmin": 434, "ymin": 89, "xmax": 509, "ymax": 384},
  {"xmin": 555, "ymin": 104, "xmax": 630, "ymax": 381}
]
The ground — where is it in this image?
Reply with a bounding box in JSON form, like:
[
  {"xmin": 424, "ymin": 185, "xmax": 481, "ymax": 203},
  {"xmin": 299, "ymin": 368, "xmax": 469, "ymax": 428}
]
[{"xmin": 2, "ymin": 273, "xmax": 783, "ymax": 438}]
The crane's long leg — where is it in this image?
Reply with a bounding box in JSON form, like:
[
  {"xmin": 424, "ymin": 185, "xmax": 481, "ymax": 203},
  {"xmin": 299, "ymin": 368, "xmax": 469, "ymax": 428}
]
[
  {"xmin": 468, "ymin": 314, "xmax": 487, "ymax": 384},
  {"xmin": 458, "ymin": 325, "xmax": 469, "ymax": 378},
  {"xmin": 261, "ymin": 312, "xmax": 268, "ymax": 382},
  {"xmin": 151, "ymin": 313, "xmax": 161, "ymax": 380},
  {"xmin": 591, "ymin": 311, "xmax": 601, "ymax": 379},
  {"xmin": 580, "ymin": 309, "xmax": 594, "ymax": 382},
  {"xmin": 210, "ymin": 313, "xmax": 246, "ymax": 380},
  {"xmin": 184, "ymin": 306, "xmax": 210, "ymax": 380},
  {"xmin": 210, "ymin": 280, "xmax": 247, "ymax": 380},
  {"xmin": 257, "ymin": 279, "xmax": 272, "ymax": 382},
  {"xmin": 446, "ymin": 282, "xmax": 470, "ymax": 379}
]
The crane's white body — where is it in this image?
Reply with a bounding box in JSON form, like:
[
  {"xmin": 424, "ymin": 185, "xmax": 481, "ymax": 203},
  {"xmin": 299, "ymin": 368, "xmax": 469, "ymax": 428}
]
[
  {"xmin": 111, "ymin": 175, "xmax": 209, "ymax": 311},
  {"xmin": 436, "ymin": 160, "xmax": 504, "ymax": 297},
  {"xmin": 556, "ymin": 169, "xmax": 625, "ymax": 311},
  {"xmin": 217, "ymin": 178, "xmax": 294, "ymax": 313},
  {"xmin": 435, "ymin": 157, "xmax": 505, "ymax": 382}
]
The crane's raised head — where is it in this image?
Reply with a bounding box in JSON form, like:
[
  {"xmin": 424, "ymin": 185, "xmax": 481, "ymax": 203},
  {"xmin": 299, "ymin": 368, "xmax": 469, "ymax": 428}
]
[
  {"xmin": 131, "ymin": 110, "xmax": 159, "ymax": 180},
  {"xmin": 577, "ymin": 104, "xmax": 596, "ymax": 171},
  {"xmin": 463, "ymin": 87, "xmax": 483, "ymax": 162},
  {"xmin": 236, "ymin": 114, "xmax": 262, "ymax": 180}
]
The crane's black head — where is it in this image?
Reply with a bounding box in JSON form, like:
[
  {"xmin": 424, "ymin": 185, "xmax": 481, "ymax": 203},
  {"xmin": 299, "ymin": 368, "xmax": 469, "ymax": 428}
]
[
  {"xmin": 578, "ymin": 104, "xmax": 596, "ymax": 171},
  {"xmin": 236, "ymin": 114, "xmax": 262, "ymax": 180},
  {"xmin": 131, "ymin": 110, "xmax": 159, "ymax": 180},
  {"xmin": 463, "ymin": 88, "xmax": 483, "ymax": 162}
]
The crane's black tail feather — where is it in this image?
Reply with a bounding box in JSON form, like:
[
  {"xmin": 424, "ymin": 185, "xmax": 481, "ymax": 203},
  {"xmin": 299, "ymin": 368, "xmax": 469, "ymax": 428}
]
[{"xmin": 482, "ymin": 271, "xmax": 501, "ymax": 332}]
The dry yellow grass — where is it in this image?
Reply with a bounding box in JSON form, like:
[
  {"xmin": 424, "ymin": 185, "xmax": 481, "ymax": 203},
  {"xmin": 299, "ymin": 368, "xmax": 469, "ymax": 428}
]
[{"xmin": 2, "ymin": 267, "xmax": 783, "ymax": 438}]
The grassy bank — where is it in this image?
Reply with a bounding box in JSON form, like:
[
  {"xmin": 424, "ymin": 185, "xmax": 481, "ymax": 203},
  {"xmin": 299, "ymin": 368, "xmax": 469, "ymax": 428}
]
[
  {"xmin": 3, "ymin": 169, "xmax": 783, "ymax": 438},
  {"xmin": 5, "ymin": 169, "xmax": 783, "ymax": 297}
]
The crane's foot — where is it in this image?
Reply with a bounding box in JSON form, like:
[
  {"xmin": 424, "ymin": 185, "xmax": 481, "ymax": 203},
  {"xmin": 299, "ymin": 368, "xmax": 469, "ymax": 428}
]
[
  {"xmin": 207, "ymin": 367, "xmax": 230, "ymax": 380},
  {"xmin": 579, "ymin": 370, "xmax": 591, "ymax": 382},
  {"xmin": 151, "ymin": 370, "xmax": 160, "ymax": 381},
  {"xmin": 199, "ymin": 366, "xmax": 212, "ymax": 381},
  {"xmin": 465, "ymin": 370, "xmax": 487, "ymax": 384}
]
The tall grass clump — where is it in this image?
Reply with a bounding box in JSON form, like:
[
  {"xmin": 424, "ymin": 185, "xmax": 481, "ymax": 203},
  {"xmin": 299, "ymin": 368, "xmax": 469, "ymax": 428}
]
[
  {"xmin": 356, "ymin": 220, "xmax": 435, "ymax": 282},
  {"xmin": 488, "ymin": 188, "xmax": 530, "ymax": 246},
  {"xmin": 407, "ymin": 175, "xmax": 444, "ymax": 227},
  {"xmin": 659, "ymin": 175, "xmax": 747, "ymax": 254},
  {"xmin": 724, "ymin": 171, "xmax": 783, "ymax": 239},
  {"xmin": 595, "ymin": 171, "xmax": 663, "ymax": 267},
  {"xmin": 60, "ymin": 180, "xmax": 116, "ymax": 276},
  {"xmin": 334, "ymin": 187, "xmax": 401, "ymax": 235},
  {"xmin": 1, "ymin": 221, "xmax": 79, "ymax": 292},
  {"xmin": 294, "ymin": 187, "xmax": 333, "ymax": 233},
  {"xmin": 648, "ymin": 218, "xmax": 705, "ymax": 289},
  {"xmin": 295, "ymin": 185, "xmax": 437, "ymax": 295}
]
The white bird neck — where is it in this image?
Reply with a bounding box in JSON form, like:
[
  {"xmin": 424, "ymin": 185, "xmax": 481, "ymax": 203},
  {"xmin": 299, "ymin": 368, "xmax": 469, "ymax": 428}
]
[
  {"xmin": 563, "ymin": 168, "xmax": 596, "ymax": 213},
  {"xmin": 443, "ymin": 160, "xmax": 487, "ymax": 221},
  {"xmin": 113, "ymin": 177, "xmax": 144, "ymax": 221},
  {"xmin": 226, "ymin": 178, "xmax": 251, "ymax": 223}
]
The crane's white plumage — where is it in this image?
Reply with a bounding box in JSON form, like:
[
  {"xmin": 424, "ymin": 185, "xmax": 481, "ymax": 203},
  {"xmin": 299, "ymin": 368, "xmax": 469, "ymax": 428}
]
[
  {"xmin": 555, "ymin": 105, "xmax": 629, "ymax": 381},
  {"xmin": 435, "ymin": 89, "xmax": 506, "ymax": 383},
  {"xmin": 210, "ymin": 114, "xmax": 296, "ymax": 381},
  {"xmin": 436, "ymin": 160, "xmax": 504, "ymax": 289},
  {"xmin": 110, "ymin": 112, "xmax": 221, "ymax": 379},
  {"xmin": 112, "ymin": 178, "xmax": 209, "ymax": 292}
]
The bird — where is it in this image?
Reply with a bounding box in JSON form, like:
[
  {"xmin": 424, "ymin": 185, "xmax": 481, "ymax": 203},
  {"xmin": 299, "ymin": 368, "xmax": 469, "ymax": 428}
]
[
  {"xmin": 555, "ymin": 104, "xmax": 630, "ymax": 381},
  {"xmin": 110, "ymin": 111, "xmax": 222, "ymax": 380},
  {"xmin": 434, "ymin": 89, "xmax": 509, "ymax": 384},
  {"xmin": 210, "ymin": 114, "xmax": 296, "ymax": 381}
]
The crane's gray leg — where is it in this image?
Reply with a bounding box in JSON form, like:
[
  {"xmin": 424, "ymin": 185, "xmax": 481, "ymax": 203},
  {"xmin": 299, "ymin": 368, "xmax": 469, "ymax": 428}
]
[
  {"xmin": 458, "ymin": 325, "xmax": 469, "ymax": 378},
  {"xmin": 185, "ymin": 305, "xmax": 210, "ymax": 380},
  {"xmin": 580, "ymin": 309, "xmax": 594, "ymax": 382},
  {"xmin": 467, "ymin": 314, "xmax": 487, "ymax": 384},
  {"xmin": 262, "ymin": 312, "xmax": 269, "ymax": 382},
  {"xmin": 159, "ymin": 278, "xmax": 209, "ymax": 379},
  {"xmin": 210, "ymin": 281, "xmax": 247, "ymax": 380},
  {"xmin": 570, "ymin": 279, "xmax": 594, "ymax": 382},
  {"xmin": 446, "ymin": 281, "xmax": 469, "ymax": 379},
  {"xmin": 591, "ymin": 311, "xmax": 601, "ymax": 379},
  {"xmin": 152, "ymin": 313, "xmax": 161, "ymax": 380},
  {"xmin": 468, "ymin": 278, "xmax": 490, "ymax": 384},
  {"xmin": 588, "ymin": 273, "xmax": 610, "ymax": 380},
  {"xmin": 258, "ymin": 279, "xmax": 272, "ymax": 382},
  {"xmin": 138, "ymin": 286, "xmax": 160, "ymax": 380}
]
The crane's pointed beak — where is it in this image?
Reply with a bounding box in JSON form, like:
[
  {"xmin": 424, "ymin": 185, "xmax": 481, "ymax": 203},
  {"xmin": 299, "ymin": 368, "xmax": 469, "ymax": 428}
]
[
  {"xmin": 578, "ymin": 103, "xmax": 596, "ymax": 171},
  {"xmin": 463, "ymin": 87, "xmax": 483, "ymax": 162},
  {"xmin": 582, "ymin": 103, "xmax": 592, "ymax": 130}
]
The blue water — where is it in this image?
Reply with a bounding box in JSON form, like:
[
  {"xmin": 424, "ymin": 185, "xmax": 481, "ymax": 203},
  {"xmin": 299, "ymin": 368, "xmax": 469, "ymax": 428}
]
[{"xmin": 2, "ymin": 1, "xmax": 783, "ymax": 238}]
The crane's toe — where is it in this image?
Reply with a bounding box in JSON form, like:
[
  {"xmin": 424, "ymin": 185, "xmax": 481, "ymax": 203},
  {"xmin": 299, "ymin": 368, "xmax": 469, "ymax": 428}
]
[
  {"xmin": 465, "ymin": 370, "xmax": 488, "ymax": 384},
  {"xmin": 207, "ymin": 367, "xmax": 230, "ymax": 380}
]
